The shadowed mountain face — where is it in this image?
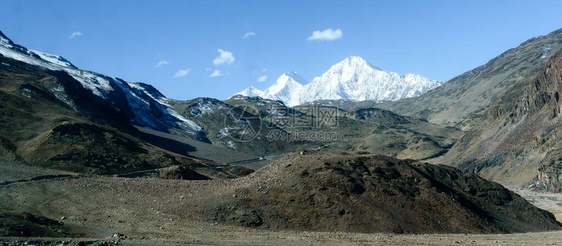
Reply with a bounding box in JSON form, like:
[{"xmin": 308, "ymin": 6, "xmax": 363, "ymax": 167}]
[
  {"xmin": 377, "ymin": 29, "xmax": 562, "ymax": 131},
  {"xmin": 205, "ymin": 151, "xmax": 561, "ymax": 233},
  {"xmin": 441, "ymin": 50, "xmax": 562, "ymax": 191}
]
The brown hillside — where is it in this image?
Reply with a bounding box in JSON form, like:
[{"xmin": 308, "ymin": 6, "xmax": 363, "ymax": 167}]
[{"xmin": 204, "ymin": 151, "xmax": 561, "ymax": 233}]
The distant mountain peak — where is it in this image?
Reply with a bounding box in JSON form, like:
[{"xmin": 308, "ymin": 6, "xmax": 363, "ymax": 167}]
[{"xmin": 236, "ymin": 86, "xmax": 263, "ymax": 97}]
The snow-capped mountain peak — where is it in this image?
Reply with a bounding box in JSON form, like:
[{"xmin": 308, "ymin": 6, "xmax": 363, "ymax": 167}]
[
  {"xmin": 232, "ymin": 56, "xmax": 443, "ymax": 107},
  {"xmin": 233, "ymin": 71, "xmax": 308, "ymax": 106},
  {"xmin": 330, "ymin": 56, "xmax": 382, "ymax": 72},
  {"xmin": 259, "ymin": 71, "xmax": 306, "ymax": 106}
]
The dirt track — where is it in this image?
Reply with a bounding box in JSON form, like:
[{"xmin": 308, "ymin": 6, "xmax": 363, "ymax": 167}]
[{"xmin": 2, "ymin": 224, "xmax": 562, "ymax": 245}]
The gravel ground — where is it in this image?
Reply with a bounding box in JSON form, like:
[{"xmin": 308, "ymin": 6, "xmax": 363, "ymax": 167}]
[
  {"xmin": 1, "ymin": 160, "xmax": 562, "ymax": 245},
  {"xmin": 510, "ymin": 187, "xmax": 562, "ymax": 223}
]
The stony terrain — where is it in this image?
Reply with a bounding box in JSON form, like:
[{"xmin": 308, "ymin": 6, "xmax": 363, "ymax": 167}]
[{"xmin": 440, "ymin": 49, "xmax": 562, "ymax": 190}]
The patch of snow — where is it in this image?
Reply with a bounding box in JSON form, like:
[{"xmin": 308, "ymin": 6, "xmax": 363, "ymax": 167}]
[
  {"xmin": 50, "ymin": 83, "xmax": 78, "ymax": 110},
  {"xmin": 190, "ymin": 99, "xmax": 227, "ymax": 118},
  {"xmin": 0, "ymin": 32, "xmax": 13, "ymax": 48},
  {"xmin": 226, "ymin": 140, "xmax": 236, "ymax": 150},
  {"xmin": 540, "ymin": 44, "xmax": 552, "ymax": 59},
  {"xmin": 0, "ymin": 46, "xmax": 60, "ymax": 70},
  {"xmin": 66, "ymin": 70, "xmax": 114, "ymax": 98},
  {"xmin": 217, "ymin": 127, "xmax": 232, "ymax": 139}
]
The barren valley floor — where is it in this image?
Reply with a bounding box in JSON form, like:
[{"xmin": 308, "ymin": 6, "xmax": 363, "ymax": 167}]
[{"xmin": 1, "ymin": 161, "xmax": 562, "ymax": 245}]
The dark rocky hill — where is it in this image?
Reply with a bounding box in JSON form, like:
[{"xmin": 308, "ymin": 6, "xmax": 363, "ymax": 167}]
[{"xmin": 206, "ymin": 151, "xmax": 561, "ymax": 233}]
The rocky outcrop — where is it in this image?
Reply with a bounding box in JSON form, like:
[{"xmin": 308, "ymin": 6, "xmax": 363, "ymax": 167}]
[{"xmin": 378, "ymin": 28, "xmax": 562, "ymax": 130}]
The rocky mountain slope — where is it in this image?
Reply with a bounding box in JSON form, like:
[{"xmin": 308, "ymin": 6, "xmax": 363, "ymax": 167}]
[
  {"xmin": 173, "ymin": 95, "xmax": 462, "ymax": 161},
  {"xmin": 378, "ymin": 28, "xmax": 562, "ymax": 130},
  {"xmin": 0, "ymin": 53, "xmax": 249, "ymax": 178},
  {"xmin": 236, "ymin": 56, "xmax": 442, "ymax": 107},
  {"xmin": 440, "ymin": 49, "xmax": 562, "ymax": 191}
]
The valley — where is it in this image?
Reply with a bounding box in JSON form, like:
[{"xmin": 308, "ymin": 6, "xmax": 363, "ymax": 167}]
[{"xmin": 3, "ymin": 25, "xmax": 562, "ymax": 245}]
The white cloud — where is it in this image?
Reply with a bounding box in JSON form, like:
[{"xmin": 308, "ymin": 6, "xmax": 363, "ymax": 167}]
[
  {"xmin": 256, "ymin": 75, "xmax": 267, "ymax": 82},
  {"xmin": 173, "ymin": 68, "xmax": 191, "ymax": 78},
  {"xmin": 155, "ymin": 60, "xmax": 169, "ymax": 68},
  {"xmin": 213, "ymin": 49, "xmax": 235, "ymax": 66},
  {"xmin": 69, "ymin": 31, "xmax": 83, "ymax": 39},
  {"xmin": 209, "ymin": 70, "xmax": 222, "ymax": 77},
  {"xmin": 242, "ymin": 32, "xmax": 256, "ymax": 39},
  {"xmin": 307, "ymin": 28, "xmax": 342, "ymax": 41}
]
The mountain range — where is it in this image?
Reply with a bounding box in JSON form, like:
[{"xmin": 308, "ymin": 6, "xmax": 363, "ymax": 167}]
[
  {"xmin": 236, "ymin": 56, "xmax": 442, "ymax": 107},
  {"xmin": 3, "ymin": 27, "xmax": 562, "ymax": 241}
]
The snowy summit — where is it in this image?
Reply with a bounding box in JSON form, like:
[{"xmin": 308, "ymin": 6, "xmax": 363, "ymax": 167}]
[{"xmin": 235, "ymin": 56, "xmax": 443, "ymax": 107}]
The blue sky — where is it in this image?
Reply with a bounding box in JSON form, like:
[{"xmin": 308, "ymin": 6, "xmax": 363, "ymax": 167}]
[{"xmin": 2, "ymin": 0, "xmax": 562, "ymax": 100}]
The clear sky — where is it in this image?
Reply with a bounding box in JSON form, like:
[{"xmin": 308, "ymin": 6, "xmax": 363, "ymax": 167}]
[{"xmin": 2, "ymin": 0, "xmax": 562, "ymax": 100}]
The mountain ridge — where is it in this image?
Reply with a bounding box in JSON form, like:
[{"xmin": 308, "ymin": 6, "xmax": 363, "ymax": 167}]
[
  {"xmin": 377, "ymin": 28, "xmax": 562, "ymax": 130},
  {"xmin": 440, "ymin": 49, "xmax": 562, "ymax": 190}
]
